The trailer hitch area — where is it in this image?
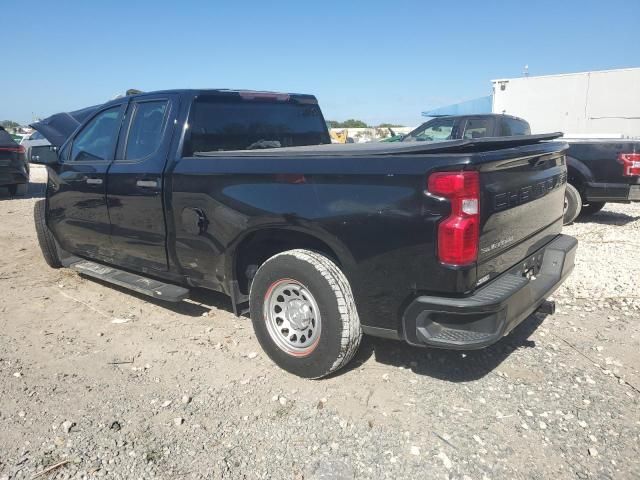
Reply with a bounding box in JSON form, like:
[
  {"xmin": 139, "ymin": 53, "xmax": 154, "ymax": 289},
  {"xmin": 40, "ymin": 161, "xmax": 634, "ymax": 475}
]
[{"xmin": 537, "ymin": 300, "xmax": 556, "ymax": 315}]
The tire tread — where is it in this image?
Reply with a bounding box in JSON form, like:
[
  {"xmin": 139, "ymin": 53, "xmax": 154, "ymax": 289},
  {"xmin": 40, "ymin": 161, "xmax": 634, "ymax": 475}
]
[{"xmin": 253, "ymin": 249, "xmax": 362, "ymax": 378}]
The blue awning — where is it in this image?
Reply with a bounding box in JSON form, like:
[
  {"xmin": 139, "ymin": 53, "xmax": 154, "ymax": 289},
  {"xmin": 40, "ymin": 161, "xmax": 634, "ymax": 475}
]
[{"xmin": 422, "ymin": 95, "xmax": 492, "ymax": 117}]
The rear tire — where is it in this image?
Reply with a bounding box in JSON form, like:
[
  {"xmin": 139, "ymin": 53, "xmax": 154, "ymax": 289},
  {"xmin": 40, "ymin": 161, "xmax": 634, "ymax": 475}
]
[
  {"xmin": 34, "ymin": 200, "xmax": 62, "ymax": 268},
  {"xmin": 249, "ymin": 249, "xmax": 362, "ymax": 379},
  {"xmin": 580, "ymin": 201, "xmax": 606, "ymax": 217},
  {"xmin": 563, "ymin": 183, "xmax": 582, "ymax": 225}
]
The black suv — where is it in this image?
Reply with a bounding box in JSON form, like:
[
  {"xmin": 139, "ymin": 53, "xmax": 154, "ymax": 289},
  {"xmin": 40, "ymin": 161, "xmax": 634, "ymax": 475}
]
[{"xmin": 0, "ymin": 126, "xmax": 28, "ymax": 196}]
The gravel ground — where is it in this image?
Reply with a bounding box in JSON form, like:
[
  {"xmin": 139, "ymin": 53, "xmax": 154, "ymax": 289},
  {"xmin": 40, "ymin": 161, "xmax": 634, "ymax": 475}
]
[{"xmin": 0, "ymin": 166, "xmax": 638, "ymax": 480}]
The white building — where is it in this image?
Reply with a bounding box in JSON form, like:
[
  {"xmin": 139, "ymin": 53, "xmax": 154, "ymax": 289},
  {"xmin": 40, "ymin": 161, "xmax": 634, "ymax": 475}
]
[{"xmin": 492, "ymin": 67, "xmax": 640, "ymax": 138}]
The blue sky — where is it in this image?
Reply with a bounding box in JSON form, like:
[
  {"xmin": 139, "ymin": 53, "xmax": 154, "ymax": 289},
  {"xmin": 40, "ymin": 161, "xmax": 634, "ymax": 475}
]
[{"xmin": 2, "ymin": 0, "xmax": 638, "ymax": 126}]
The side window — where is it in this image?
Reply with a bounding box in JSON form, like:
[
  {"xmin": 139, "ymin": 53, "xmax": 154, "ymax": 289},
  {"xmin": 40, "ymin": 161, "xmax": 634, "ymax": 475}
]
[
  {"xmin": 124, "ymin": 101, "xmax": 168, "ymax": 160},
  {"xmin": 463, "ymin": 118, "xmax": 493, "ymax": 139},
  {"xmin": 70, "ymin": 107, "xmax": 121, "ymax": 162},
  {"xmin": 412, "ymin": 118, "xmax": 456, "ymax": 142}
]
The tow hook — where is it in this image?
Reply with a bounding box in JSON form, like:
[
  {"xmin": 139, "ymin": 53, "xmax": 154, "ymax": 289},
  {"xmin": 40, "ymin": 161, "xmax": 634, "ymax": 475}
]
[{"xmin": 537, "ymin": 300, "xmax": 556, "ymax": 315}]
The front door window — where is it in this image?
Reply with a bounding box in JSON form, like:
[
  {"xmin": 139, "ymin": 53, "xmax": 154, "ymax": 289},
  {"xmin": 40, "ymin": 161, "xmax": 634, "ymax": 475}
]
[{"xmin": 71, "ymin": 107, "xmax": 121, "ymax": 162}]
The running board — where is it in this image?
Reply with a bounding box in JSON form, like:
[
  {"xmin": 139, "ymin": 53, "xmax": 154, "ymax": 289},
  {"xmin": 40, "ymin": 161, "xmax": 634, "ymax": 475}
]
[{"xmin": 67, "ymin": 258, "xmax": 189, "ymax": 302}]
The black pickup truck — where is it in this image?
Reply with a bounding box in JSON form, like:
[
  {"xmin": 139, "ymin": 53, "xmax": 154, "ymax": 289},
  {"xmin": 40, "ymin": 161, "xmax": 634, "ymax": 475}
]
[
  {"xmin": 563, "ymin": 138, "xmax": 640, "ymax": 222},
  {"xmin": 30, "ymin": 89, "xmax": 577, "ymax": 378},
  {"xmin": 392, "ymin": 114, "xmax": 640, "ymax": 223}
]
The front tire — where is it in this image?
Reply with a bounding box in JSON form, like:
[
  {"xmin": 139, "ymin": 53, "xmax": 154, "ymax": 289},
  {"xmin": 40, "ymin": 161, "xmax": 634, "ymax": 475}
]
[
  {"xmin": 563, "ymin": 183, "xmax": 582, "ymax": 225},
  {"xmin": 249, "ymin": 249, "xmax": 362, "ymax": 379},
  {"xmin": 34, "ymin": 200, "xmax": 62, "ymax": 268}
]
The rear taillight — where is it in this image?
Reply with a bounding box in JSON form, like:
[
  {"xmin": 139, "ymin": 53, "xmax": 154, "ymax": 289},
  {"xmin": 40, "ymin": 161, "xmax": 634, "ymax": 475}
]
[
  {"xmin": 428, "ymin": 171, "xmax": 480, "ymax": 266},
  {"xmin": 0, "ymin": 145, "xmax": 25, "ymax": 154},
  {"xmin": 618, "ymin": 153, "xmax": 640, "ymax": 177}
]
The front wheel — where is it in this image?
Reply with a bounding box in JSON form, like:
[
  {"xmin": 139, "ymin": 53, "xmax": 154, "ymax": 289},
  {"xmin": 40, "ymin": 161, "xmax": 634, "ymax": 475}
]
[
  {"xmin": 249, "ymin": 249, "xmax": 362, "ymax": 379},
  {"xmin": 34, "ymin": 200, "xmax": 63, "ymax": 268}
]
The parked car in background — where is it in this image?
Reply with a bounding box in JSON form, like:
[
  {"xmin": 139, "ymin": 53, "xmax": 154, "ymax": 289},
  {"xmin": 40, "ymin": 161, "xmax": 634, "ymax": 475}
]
[
  {"xmin": 381, "ymin": 114, "xmax": 530, "ymax": 142},
  {"xmin": 385, "ymin": 114, "xmax": 640, "ymax": 224},
  {"xmin": 562, "ymin": 138, "xmax": 640, "ymax": 222},
  {"xmin": 0, "ymin": 126, "xmax": 29, "ymax": 195},
  {"xmin": 20, "ymin": 130, "xmax": 50, "ymax": 163},
  {"xmin": 30, "ymin": 89, "xmax": 576, "ymax": 378}
]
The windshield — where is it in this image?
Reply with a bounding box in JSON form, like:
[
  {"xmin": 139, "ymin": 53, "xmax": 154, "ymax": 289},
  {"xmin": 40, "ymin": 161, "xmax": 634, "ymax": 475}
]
[
  {"xmin": 402, "ymin": 117, "xmax": 456, "ymax": 143},
  {"xmin": 184, "ymin": 96, "xmax": 330, "ymax": 155}
]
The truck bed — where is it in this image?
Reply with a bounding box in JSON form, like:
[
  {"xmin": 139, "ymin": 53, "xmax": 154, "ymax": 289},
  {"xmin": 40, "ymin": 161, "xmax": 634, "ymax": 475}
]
[{"xmin": 193, "ymin": 133, "xmax": 563, "ymax": 157}]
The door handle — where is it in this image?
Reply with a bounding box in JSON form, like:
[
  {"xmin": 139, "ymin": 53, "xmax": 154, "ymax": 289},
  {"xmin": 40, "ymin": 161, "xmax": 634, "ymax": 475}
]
[
  {"xmin": 86, "ymin": 178, "xmax": 103, "ymax": 185},
  {"xmin": 136, "ymin": 180, "xmax": 159, "ymax": 188}
]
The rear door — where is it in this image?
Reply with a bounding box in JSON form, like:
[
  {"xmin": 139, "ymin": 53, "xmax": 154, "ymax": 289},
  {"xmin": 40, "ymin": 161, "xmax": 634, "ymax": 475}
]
[
  {"xmin": 106, "ymin": 94, "xmax": 178, "ymax": 272},
  {"xmin": 47, "ymin": 104, "xmax": 125, "ymax": 258}
]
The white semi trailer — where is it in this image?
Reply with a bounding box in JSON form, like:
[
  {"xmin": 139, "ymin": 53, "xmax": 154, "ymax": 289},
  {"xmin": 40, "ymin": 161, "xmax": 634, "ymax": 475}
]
[{"xmin": 491, "ymin": 67, "xmax": 640, "ymax": 138}]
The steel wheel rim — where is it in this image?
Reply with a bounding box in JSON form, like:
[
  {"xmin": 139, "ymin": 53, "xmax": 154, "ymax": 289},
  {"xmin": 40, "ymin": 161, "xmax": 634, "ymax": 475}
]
[{"xmin": 264, "ymin": 279, "xmax": 321, "ymax": 357}]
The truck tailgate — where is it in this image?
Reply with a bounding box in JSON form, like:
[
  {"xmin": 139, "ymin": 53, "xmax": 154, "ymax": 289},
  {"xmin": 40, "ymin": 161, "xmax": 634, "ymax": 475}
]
[{"xmin": 476, "ymin": 143, "xmax": 568, "ymax": 284}]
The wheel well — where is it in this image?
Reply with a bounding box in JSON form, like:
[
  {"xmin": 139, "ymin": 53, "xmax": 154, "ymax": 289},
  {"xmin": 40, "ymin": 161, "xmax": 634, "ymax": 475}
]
[{"xmin": 234, "ymin": 229, "xmax": 341, "ymax": 296}]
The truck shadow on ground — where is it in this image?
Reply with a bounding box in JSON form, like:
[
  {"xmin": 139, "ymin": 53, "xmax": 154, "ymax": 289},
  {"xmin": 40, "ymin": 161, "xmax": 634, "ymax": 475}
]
[
  {"xmin": 343, "ymin": 313, "xmax": 546, "ymax": 383},
  {"xmin": 80, "ymin": 276, "xmax": 545, "ymax": 382},
  {"xmin": 576, "ymin": 210, "xmax": 638, "ymax": 226}
]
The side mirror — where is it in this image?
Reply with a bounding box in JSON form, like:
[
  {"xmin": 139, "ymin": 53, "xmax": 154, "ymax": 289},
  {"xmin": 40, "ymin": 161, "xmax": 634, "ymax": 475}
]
[{"xmin": 29, "ymin": 145, "xmax": 59, "ymax": 165}]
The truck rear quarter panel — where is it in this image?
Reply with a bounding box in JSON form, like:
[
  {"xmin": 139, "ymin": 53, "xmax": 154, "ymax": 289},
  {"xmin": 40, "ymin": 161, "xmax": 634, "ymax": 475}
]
[{"xmin": 167, "ymin": 155, "xmax": 476, "ymax": 332}]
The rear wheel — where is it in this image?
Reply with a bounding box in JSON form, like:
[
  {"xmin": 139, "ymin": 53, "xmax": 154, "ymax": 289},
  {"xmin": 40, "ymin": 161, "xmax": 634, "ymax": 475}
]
[
  {"xmin": 580, "ymin": 201, "xmax": 606, "ymax": 217},
  {"xmin": 563, "ymin": 183, "xmax": 582, "ymax": 225},
  {"xmin": 249, "ymin": 249, "xmax": 362, "ymax": 379},
  {"xmin": 34, "ymin": 200, "xmax": 62, "ymax": 268}
]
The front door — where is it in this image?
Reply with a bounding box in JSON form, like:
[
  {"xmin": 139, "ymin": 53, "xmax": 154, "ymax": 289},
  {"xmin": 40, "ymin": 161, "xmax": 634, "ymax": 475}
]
[
  {"xmin": 106, "ymin": 94, "xmax": 177, "ymax": 272},
  {"xmin": 47, "ymin": 104, "xmax": 125, "ymax": 259}
]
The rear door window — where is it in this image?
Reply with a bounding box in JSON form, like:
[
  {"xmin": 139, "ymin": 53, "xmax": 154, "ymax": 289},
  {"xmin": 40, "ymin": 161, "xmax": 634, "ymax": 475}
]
[
  {"xmin": 405, "ymin": 118, "xmax": 457, "ymax": 142},
  {"xmin": 124, "ymin": 100, "xmax": 168, "ymax": 160},
  {"xmin": 70, "ymin": 106, "xmax": 122, "ymax": 162},
  {"xmin": 183, "ymin": 95, "xmax": 330, "ymax": 155}
]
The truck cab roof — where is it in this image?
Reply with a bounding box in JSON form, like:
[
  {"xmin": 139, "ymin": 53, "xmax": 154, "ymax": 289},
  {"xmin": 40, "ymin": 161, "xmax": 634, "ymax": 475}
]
[{"xmin": 32, "ymin": 89, "xmax": 320, "ymax": 148}]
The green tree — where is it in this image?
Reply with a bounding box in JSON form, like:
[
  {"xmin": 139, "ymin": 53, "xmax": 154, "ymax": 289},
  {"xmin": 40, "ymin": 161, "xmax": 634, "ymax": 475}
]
[
  {"xmin": 340, "ymin": 119, "xmax": 368, "ymax": 128},
  {"xmin": 326, "ymin": 119, "xmax": 370, "ymax": 128},
  {"xmin": 377, "ymin": 123, "xmax": 404, "ymax": 128},
  {"xmin": 0, "ymin": 120, "xmax": 20, "ymax": 130}
]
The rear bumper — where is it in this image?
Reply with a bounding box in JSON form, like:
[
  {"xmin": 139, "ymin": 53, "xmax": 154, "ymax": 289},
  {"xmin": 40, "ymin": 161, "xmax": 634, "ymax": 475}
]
[
  {"xmin": 402, "ymin": 234, "xmax": 578, "ymax": 350},
  {"xmin": 0, "ymin": 166, "xmax": 28, "ymax": 187},
  {"xmin": 584, "ymin": 182, "xmax": 640, "ymax": 202}
]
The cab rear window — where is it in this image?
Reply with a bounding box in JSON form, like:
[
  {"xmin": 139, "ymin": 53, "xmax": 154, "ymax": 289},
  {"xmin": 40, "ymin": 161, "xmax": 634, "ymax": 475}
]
[
  {"xmin": 502, "ymin": 118, "xmax": 531, "ymax": 136},
  {"xmin": 183, "ymin": 95, "xmax": 330, "ymax": 155}
]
